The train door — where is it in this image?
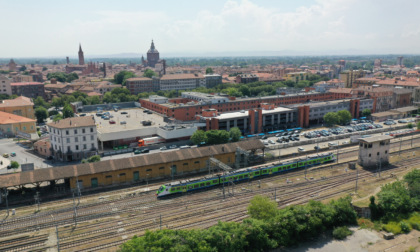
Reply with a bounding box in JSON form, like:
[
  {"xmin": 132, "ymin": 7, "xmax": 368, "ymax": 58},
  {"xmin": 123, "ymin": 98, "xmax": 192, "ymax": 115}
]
[
  {"xmin": 269, "ymin": 169, "xmax": 272, "ymax": 175},
  {"xmin": 171, "ymin": 165, "xmax": 177, "ymax": 177}
]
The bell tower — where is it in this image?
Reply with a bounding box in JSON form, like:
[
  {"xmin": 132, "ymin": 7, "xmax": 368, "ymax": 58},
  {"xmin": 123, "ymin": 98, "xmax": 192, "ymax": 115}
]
[{"xmin": 78, "ymin": 43, "xmax": 85, "ymax": 65}]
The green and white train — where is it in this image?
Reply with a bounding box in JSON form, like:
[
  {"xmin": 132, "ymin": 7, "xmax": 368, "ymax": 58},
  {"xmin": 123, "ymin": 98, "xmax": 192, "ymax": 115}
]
[{"xmin": 156, "ymin": 152, "xmax": 336, "ymax": 197}]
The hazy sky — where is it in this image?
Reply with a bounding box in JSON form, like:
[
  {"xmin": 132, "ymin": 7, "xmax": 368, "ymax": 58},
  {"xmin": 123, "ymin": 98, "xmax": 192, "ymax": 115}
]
[{"xmin": 1, "ymin": 0, "xmax": 419, "ymax": 58}]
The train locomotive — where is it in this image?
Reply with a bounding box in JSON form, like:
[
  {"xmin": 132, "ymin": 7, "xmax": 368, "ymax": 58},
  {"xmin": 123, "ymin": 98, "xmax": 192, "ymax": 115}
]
[{"xmin": 157, "ymin": 152, "xmax": 336, "ymax": 197}]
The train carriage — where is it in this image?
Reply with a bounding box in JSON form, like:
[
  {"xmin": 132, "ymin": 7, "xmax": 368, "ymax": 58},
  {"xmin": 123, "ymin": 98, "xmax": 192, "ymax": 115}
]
[{"xmin": 157, "ymin": 152, "xmax": 336, "ymax": 197}]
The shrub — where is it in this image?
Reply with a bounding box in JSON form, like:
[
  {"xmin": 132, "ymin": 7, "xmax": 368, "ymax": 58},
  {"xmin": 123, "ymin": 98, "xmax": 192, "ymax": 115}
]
[
  {"xmin": 357, "ymin": 218, "xmax": 374, "ymax": 229},
  {"xmin": 400, "ymin": 221, "xmax": 411, "ymax": 233},
  {"xmin": 332, "ymin": 226, "xmax": 353, "ymax": 240},
  {"xmin": 10, "ymin": 161, "xmax": 19, "ymax": 169},
  {"xmin": 87, "ymin": 155, "xmax": 100, "ymax": 163},
  {"xmin": 383, "ymin": 221, "xmax": 402, "ymax": 235}
]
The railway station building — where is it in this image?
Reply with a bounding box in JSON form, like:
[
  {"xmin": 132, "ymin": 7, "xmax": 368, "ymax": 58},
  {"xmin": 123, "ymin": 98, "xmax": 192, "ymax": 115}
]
[
  {"xmin": 358, "ymin": 135, "xmax": 392, "ymax": 168},
  {"xmin": 0, "ymin": 140, "xmax": 264, "ymax": 192}
]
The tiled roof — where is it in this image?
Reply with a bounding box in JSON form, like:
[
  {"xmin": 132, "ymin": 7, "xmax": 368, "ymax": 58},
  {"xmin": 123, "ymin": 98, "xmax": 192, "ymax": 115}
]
[
  {"xmin": 0, "ymin": 140, "xmax": 265, "ymax": 188},
  {"xmin": 328, "ymin": 88, "xmax": 352, "ymax": 94},
  {"xmin": 11, "ymin": 82, "xmax": 43, "ymax": 86},
  {"xmin": 126, "ymin": 77, "xmax": 152, "ymax": 81},
  {"xmin": 161, "ymin": 74, "xmax": 203, "ymax": 80},
  {"xmin": 0, "ymin": 111, "xmax": 36, "ymax": 124},
  {"xmin": 47, "ymin": 116, "xmax": 96, "ymax": 129},
  {"xmin": 0, "ymin": 96, "xmax": 33, "ymax": 107}
]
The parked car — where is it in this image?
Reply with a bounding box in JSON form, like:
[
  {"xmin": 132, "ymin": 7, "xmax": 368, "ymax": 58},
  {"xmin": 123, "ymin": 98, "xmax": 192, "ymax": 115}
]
[
  {"xmin": 328, "ymin": 142, "xmax": 337, "ymax": 147},
  {"xmin": 10, "ymin": 152, "xmax": 16, "ymax": 157},
  {"xmin": 79, "ymin": 113, "xmax": 86, "ymax": 117},
  {"xmin": 169, "ymin": 145, "xmax": 177, "ymax": 149},
  {"xmin": 160, "ymin": 146, "xmax": 167, "ymax": 151},
  {"xmin": 140, "ymin": 148, "xmax": 150, "ymax": 153},
  {"xmin": 261, "ymin": 136, "xmax": 268, "ymax": 139},
  {"xmin": 268, "ymin": 140, "xmax": 275, "ymax": 144},
  {"xmin": 180, "ymin": 145, "xmax": 191, "ymax": 149},
  {"xmin": 263, "ymin": 140, "xmax": 269, "ymax": 145},
  {"xmin": 3, "ymin": 153, "xmax": 9, "ymax": 158},
  {"xmin": 342, "ymin": 141, "xmax": 348, "ymax": 145},
  {"xmin": 109, "ymin": 120, "xmax": 116, "ymax": 124},
  {"xmin": 121, "ymin": 111, "xmax": 128, "ymax": 114},
  {"xmin": 120, "ymin": 121, "xmax": 126, "ymax": 124},
  {"xmin": 134, "ymin": 149, "xmax": 142, "ymax": 155},
  {"xmin": 297, "ymin": 147, "xmax": 305, "ymax": 152},
  {"xmin": 314, "ymin": 146, "xmax": 320, "ymax": 150}
]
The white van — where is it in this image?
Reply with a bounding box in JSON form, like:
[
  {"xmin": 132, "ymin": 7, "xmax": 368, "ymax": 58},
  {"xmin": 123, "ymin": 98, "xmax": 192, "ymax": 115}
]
[
  {"xmin": 180, "ymin": 145, "xmax": 191, "ymax": 149},
  {"xmin": 328, "ymin": 142, "xmax": 337, "ymax": 147}
]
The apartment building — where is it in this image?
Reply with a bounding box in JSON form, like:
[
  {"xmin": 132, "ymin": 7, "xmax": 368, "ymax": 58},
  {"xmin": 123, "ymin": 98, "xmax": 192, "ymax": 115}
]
[
  {"xmin": 0, "ymin": 75, "xmax": 12, "ymax": 96},
  {"xmin": 48, "ymin": 116, "xmax": 98, "ymax": 161}
]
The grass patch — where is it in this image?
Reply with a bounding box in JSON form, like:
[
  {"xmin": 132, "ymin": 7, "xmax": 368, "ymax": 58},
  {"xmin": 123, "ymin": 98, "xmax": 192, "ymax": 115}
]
[
  {"xmin": 332, "ymin": 226, "xmax": 353, "ymax": 240},
  {"xmin": 358, "ymin": 218, "xmax": 375, "ymax": 229}
]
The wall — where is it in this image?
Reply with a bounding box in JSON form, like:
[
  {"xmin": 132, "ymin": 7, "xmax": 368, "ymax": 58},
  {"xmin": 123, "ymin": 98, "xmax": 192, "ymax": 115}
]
[
  {"xmin": 69, "ymin": 152, "xmax": 236, "ymax": 189},
  {"xmin": 0, "ymin": 105, "xmax": 35, "ymax": 120}
]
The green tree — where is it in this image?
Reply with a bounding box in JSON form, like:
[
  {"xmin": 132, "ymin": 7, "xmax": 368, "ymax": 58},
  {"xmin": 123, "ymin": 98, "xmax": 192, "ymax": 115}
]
[
  {"xmin": 33, "ymin": 96, "xmax": 50, "ymax": 109},
  {"xmin": 53, "ymin": 114, "xmax": 63, "ymax": 121},
  {"xmin": 51, "ymin": 97, "xmax": 63, "ymax": 108},
  {"xmin": 404, "ymin": 170, "xmax": 420, "ymax": 210},
  {"xmin": 229, "ymin": 127, "xmax": 242, "ymax": 142},
  {"xmin": 417, "ymin": 121, "xmax": 420, "ymax": 130},
  {"xmin": 247, "ymin": 195, "xmax": 278, "ymax": 221},
  {"xmin": 53, "ymin": 60, "xmax": 58, "ymax": 65},
  {"xmin": 10, "ymin": 161, "xmax": 19, "ymax": 169},
  {"xmin": 62, "ymin": 104, "xmax": 74, "ymax": 118},
  {"xmin": 377, "ymin": 181, "xmax": 413, "ymax": 220},
  {"xmin": 362, "ymin": 108, "xmax": 371, "ymax": 117},
  {"xmin": 88, "ymin": 96, "xmax": 101, "ymax": 105},
  {"xmin": 143, "ymin": 69, "xmax": 157, "ymax": 78},
  {"xmin": 323, "ymin": 112, "xmax": 340, "ymax": 126},
  {"xmin": 19, "ymin": 65, "xmax": 27, "ymax": 71},
  {"xmin": 114, "ymin": 71, "xmax": 135, "ymax": 85},
  {"xmin": 337, "ymin": 110, "xmax": 352, "ymax": 125},
  {"xmin": 42, "ymin": 66, "xmax": 48, "ymax": 71},
  {"xmin": 205, "ymin": 67, "xmax": 214, "ymax": 74},
  {"xmin": 407, "ymin": 123, "xmax": 413, "ymax": 129},
  {"xmin": 34, "ymin": 107, "xmax": 48, "ymax": 123},
  {"xmin": 205, "ymin": 130, "xmax": 230, "ymax": 145},
  {"xmin": 190, "ymin": 130, "xmax": 207, "ymax": 145}
]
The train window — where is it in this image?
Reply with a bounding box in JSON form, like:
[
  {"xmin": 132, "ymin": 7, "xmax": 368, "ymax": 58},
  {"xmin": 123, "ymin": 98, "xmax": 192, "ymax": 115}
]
[
  {"xmin": 206, "ymin": 182, "xmax": 210, "ymax": 186},
  {"xmin": 106, "ymin": 175, "xmax": 112, "ymax": 178},
  {"xmin": 188, "ymin": 186, "xmax": 193, "ymax": 189},
  {"xmin": 244, "ymin": 174, "xmax": 248, "ymax": 177},
  {"xmin": 213, "ymin": 180, "xmax": 218, "ymax": 183},
  {"xmin": 200, "ymin": 183, "xmax": 204, "ymax": 187},
  {"xmin": 239, "ymin": 176, "xmax": 243, "ymax": 179},
  {"xmin": 183, "ymin": 163, "xmax": 188, "ymax": 166},
  {"xmin": 171, "ymin": 188, "xmax": 175, "ymax": 192},
  {"xmin": 194, "ymin": 184, "xmax": 199, "ymax": 188},
  {"xmin": 194, "ymin": 161, "xmax": 200, "ymax": 164},
  {"xmin": 255, "ymin": 172, "xmax": 260, "ymax": 174},
  {"xmin": 183, "ymin": 187, "xmax": 186, "ymax": 190}
]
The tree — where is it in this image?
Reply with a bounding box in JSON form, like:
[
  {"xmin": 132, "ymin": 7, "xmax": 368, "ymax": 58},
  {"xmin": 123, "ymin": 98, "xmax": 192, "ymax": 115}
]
[
  {"xmin": 323, "ymin": 112, "xmax": 340, "ymax": 126},
  {"xmin": 337, "ymin": 110, "xmax": 352, "ymax": 125},
  {"xmin": 190, "ymin": 130, "xmax": 207, "ymax": 145},
  {"xmin": 362, "ymin": 108, "xmax": 371, "ymax": 117},
  {"xmin": 205, "ymin": 67, "xmax": 214, "ymax": 74},
  {"xmin": 33, "ymin": 96, "xmax": 49, "ymax": 109},
  {"xmin": 114, "ymin": 71, "xmax": 135, "ymax": 85},
  {"xmin": 143, "ymin": 69, "xmax": 157, "ymax": 78},
  {"xmin": 205, "ymin": 130, "xmax": 230, "ymax": 145},
  {"xmin": 10, "ymin": 161, "xmax": 19, "ymax": 169},
  {"xmin": 229, "ymin": 127, "xmax": 242, "ymax": 142},
  {"xmin": 404, "ymin": 170, "xmax": 420, "ymax": 210},
  {"xmin": 377, "ymin": 181, "xmax": 413, "ymax": 220},
  {"xmin": 19, "ymin": 65, "xmax": 27, "ymax": 72},
  {"xmin": 42, "ymin": 67, "xmax": 48, "ymax": 71},
  {"xmin": 53, "ymin": 60, "xmax": 58, "ymax": 65},
  {"xmin": 51, "ymin": 97, "xmax": 63, "ymax": 108},
  {"xmin": 53, "ymin": 114, "xmax": 63, "ymax": 122},
  {"xmin": 34, "ymin": 107, "xmax": 48, "ymax": 123},
  {"xmin": 407, "ymin": 123, "xmax": 413, "ymax": 129},
  {"xmin": 62, "ymin": 104, "xmax": 74, "ymax": 118},
  {"xmin": 417, "ymin": 121, "xmax": 420, "ymax": 130},
  {"xmin": 247, "ymin": 195, "xmax": 278, "ymax": 221}
]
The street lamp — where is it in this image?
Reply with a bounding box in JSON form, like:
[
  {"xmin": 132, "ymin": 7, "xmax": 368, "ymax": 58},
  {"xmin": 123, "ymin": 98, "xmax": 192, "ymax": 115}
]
[{"xmin": 146, "ymin": 174, "xmax": 149, "ymax": 188}]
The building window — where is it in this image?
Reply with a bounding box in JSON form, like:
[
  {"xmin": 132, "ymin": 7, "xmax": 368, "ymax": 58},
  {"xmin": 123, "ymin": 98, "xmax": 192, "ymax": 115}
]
[
  {"xmin": 82, "ymin": 129, "xmax": 85, "ymax": 133},
  {"xmin": 90, "ymin": 128, "xmax": 93, "ymax": 132},
  {"xmin": 76, "ymin": 145, "xmax": 79, "ymax": 150},
  {"xmin": 66, "ymin": 130, "xmax": 69, "ymax": 135},
  {"xmin": 75, "ymin": 137, "xmax": 78, "ymax": 142},
  {"xmin": 82, "ymin": 136, "xmax": 86, "ymax": 141},
  {"xmin": 369, "ymin": 154, "xmax": 371, "ymax": 157},
  {"xmin": 83, "ymin": 144, "xmax": 87, "ymax": 149},
  {"xmin": 385, "ymin": 150, "xmax": 388, "ymax": 154},
  {"xmin": 377, "ymin": 152, "xmax": 380, "ymax": 156},
  {"xmin": 91, "ymin": 143, "xmax": 95, "ymax": 148},
  {"xmin": 67, "ymin": 146, "xmax": 71, "ymax": 152},
  {"xmin": 91, "ymin": 135, "xmax": 94, "ymax": 140},
  {"xmin": 146, "ymin": 169, "xmax": 152, "ymax": 172},
  {"xmin": 67, "ymin": 138, "xmax": 70, "ymax": 143},
  {"xmin": 74, "ymin": 130, "xmax": 77, "ymax": 134}
]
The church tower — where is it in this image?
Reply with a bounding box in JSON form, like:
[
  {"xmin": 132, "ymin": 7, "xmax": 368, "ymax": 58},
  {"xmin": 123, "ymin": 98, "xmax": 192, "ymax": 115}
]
[
  {"xmin": 78, "ymin": 43, "xmax": 85, "ymax": 65},
  {"xmin": 146, "ymin": 40, "xmax": 159, "ymax": 68}
]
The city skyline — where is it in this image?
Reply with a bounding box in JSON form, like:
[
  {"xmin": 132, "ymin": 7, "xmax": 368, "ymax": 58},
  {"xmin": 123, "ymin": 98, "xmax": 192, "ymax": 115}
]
[{"xmin": 1, "ymin": 0, "xmax": 420, "ymax": 58}]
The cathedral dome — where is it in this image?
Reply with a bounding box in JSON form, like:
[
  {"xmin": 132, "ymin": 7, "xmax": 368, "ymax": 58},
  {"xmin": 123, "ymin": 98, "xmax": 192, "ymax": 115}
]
[{"xmin": 147, "ymin": 40, "xmax": 159, "ymax": 54}]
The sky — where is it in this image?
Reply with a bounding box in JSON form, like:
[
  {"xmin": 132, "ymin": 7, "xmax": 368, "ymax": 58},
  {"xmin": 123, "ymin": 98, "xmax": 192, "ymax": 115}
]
[{"xmin": 1, "ymin": 0, "xmax": 420, "ymax": 58}]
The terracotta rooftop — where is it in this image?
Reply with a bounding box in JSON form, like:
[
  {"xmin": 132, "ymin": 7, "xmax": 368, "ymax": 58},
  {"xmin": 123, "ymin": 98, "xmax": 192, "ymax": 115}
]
[
  {"xmin": 47, "ymin": 116, "xmax": 96, "ymax": 129},
  {"xmin": 161, "ymin": 74, "xmax": 203, "ymax": 80},
  {"xmin": 328, "ymin": 88, "xmax": 352, "ymax": 94},
  {"xmin": 0, "ymin": 139, "xmax": 265, "ymax": 188},
  {"xmin": 0, "ymin": 111, "xmax": 36, "ymax": 124},
  {"xmin": 0, "ymin": 96, "xmax": 33, "ymax": 107},
  {"xmin": 11, "ymin": 82, "xmax": 43, "ymax": 86}
]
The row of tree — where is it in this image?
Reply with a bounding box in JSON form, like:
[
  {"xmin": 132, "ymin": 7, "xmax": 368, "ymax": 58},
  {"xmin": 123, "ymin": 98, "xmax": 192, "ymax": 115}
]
[
  {"xmin": 46, "ymin": 72, "xmax": 79, "ymax": 83},
  {"xmin": 120, "ymin": 196, "xmax": 357, "ymax": 251},
  {"xmin": 190, "ymin": 128, "xmax": 242, "ymax": 145},
  {"xmin": 323, "ymin": 110, "xmax": 352, "ymax": 126},
  {"xmin": 369, "ymin": 169, "xmax": 420, "ymax": 221}
]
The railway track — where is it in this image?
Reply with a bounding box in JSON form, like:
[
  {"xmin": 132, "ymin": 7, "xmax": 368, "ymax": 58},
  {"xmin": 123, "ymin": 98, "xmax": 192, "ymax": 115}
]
[{"xmin": 0, "ymin": 145, "xmax": 418, "ymax": 251}]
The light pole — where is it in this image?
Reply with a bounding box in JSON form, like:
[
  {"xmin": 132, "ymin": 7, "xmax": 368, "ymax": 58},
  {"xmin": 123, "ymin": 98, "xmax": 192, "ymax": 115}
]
[{"xmin": 146, "ymin": 174, "xmax": 149, "ymax": 188}]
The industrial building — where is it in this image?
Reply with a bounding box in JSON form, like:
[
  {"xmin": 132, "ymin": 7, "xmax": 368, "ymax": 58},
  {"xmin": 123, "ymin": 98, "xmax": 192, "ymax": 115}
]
[
  {"xmin": 358, "ymin": 135, "xmax": 392, "ymax": 168},
  {"xmin": 0, "ymin": 140, "xmax": 264, "ymax": 191}
]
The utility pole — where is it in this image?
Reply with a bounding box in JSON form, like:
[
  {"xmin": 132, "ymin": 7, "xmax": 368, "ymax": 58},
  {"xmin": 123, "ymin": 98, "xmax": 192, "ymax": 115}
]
[
  {"xmin": 336, "ymin": 142, "xmax": 339, "ymax": 163},
  {"xmin": 399, "ymin": 137, "xmax": 402, "ymax": 156},
  {"xmin": 56, "ymin": 225, "xmax": 60, "ymax": 252},
  {"xmin": 72, "ymin": 191, "xmax": 77, "ymax": 226},
  {"xmin": 34, "ymin": 192, "xmax": 40, "ymax": 212},
  {"xmin": 355, "ymin": 169, "xmax": 359, "ymax": 193},
  {"xmin": 3, "ymin": 189, "xmax": 9, "ymax": 217}
]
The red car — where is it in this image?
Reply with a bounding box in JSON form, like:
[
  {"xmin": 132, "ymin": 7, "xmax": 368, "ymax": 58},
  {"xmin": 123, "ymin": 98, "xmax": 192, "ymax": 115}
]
[{"xmin": 109, "ymin": 120, "xmax": 116, "ymax": 124}]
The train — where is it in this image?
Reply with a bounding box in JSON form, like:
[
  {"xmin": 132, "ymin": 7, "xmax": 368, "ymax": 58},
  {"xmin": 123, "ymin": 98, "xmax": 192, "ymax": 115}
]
[{"xmin": 156, "ymin": 152, "xmax": 336, "ymax": 197}]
